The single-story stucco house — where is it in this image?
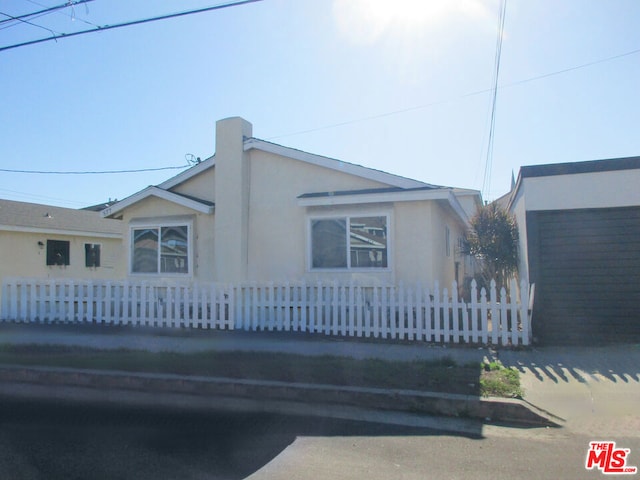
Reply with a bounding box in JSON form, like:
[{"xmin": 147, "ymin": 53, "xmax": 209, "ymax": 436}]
[
  {"xmin": 100, "ymin": 117, "xmax": 482, "ymax": 289},
  {"xmin": 0, "ymin": 199, "xmax": 125, "ymax": 303},
  {"xmin": 508, "ymin": 156, "xmax": 640, "ymax": 345}
]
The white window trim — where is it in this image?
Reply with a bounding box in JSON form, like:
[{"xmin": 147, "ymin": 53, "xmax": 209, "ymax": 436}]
[
  {"xmin": 129, "ymin": 219, "xmax": 194, "ymax": 277},
  {"xmin": 307, "ymin": 211, "xmax": 392, "ymax": 272}
]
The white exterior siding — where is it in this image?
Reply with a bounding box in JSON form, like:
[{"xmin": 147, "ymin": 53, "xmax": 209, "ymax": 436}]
[{"xmin": 519, "ymin": 169, "xmax": 640, "ymax": 212}]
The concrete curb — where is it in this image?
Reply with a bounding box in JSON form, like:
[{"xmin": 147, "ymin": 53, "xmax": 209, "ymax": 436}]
[{"xmin": 0, "ymin": 365, "xmax": 562, "ymax": 428}]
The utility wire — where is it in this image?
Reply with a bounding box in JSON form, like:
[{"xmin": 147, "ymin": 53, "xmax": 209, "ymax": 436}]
[
  {"xmin": 24, "ymin": 0, "xmax": 100, "ymax": 28},
  {"xmin": 0, "ymin": 187, "xmax": 86, "ymax": 206},
  {"xmin": 0, "ymin": 165, "xmax": 190, "ymax": 175},
  {"xmin": 0, "ymin": 0, "xmax": 94, "ymax": 26},
  {"xmin": 482, "ymin": 0, "xmax": 507, "ymax": 200},
  {"xmin": 0, "ymin": 10, "xmax": 60, "ymax": 36},
  {"xmin": 0, "ymin": 0, "xmax": 263, "ymax": 53},
  {"xmin": 267, "ymin": 45, "xmax": 640, "ymax": 141}
]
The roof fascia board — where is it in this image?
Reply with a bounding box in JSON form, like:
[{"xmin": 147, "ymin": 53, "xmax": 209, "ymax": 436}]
[
  {"xmin": 297, "ymin": 188, "xmax": 452, "ymax": 206},
  {"xmin": 244, "ymin": 138, "xmax": 428, "ymax": 189},
  {"xmin": 102, "ymin": 186, "xmax": 213, "ymax": 217},
  {"xmin": 158, "ymin": 155, "xmax": 215, "ymax": 190},
  {"xmin": 520, "ymin": 156, "xmax": 640, "ymax": 179},
  {"xmin": 0, "ymin": 225, "xmax": 122, "ymax": 238},
  {"xmin": 444, "ymin": 191, "xmax": 471, "ymax": 228},
  {"xmin": 506, "ymin": 171, "xmax": 523, "ymax": 211}
]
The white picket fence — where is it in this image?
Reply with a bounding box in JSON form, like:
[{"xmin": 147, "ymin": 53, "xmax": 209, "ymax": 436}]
[{"xmin": 0, "ymin": 278, "xmax": 532, "ymax": 346}]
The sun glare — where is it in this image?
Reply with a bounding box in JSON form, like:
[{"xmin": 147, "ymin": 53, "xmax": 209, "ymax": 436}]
[{"xmin": 333, "ymin": 0, "xmax": 492, "ymax": 44}]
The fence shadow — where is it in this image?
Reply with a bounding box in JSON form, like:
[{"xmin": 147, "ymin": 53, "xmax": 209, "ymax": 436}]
[{"xmin": 496, "ymin": 345, "xmax": 640, "ymax": 384}]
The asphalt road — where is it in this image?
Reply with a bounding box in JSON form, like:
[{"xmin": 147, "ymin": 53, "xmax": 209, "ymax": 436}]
[
  {"xmin": 0, "ymin": 399, "xmax": 444, "ymax": 480},
  {"xmin": 1, "ymin": 399, "xmax": 638, "ymax": 480}
]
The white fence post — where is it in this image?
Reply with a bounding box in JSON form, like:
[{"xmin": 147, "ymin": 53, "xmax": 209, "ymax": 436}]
[
  {"xmin": 490, "ymin": 280, "xmax": 499, "ymax": 345},
  {"xmin": 520, "ymin": 279, "xmax": 530, "ymax": 346},
  {"xmin": 451, "ymin": 281, "xmax": 460, "ymax": 344}
]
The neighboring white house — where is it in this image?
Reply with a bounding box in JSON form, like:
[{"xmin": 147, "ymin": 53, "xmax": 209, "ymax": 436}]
[
  {"xmin": 101, "ymin": 117, "xmax": 482, "ymax": 289},
  {"xmin": 508, "ymin": 156, "xmax": 640, "ymax": 344},
  {"xmin": 0, "ymin": 199, "xmax": 125, "ymax": 308}
]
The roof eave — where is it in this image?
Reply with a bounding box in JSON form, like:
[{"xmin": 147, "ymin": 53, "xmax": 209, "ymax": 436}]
[
  {"xmin": 101, "ymin": 186, "xmax": 214, "ymax": 217},
  {"xmin": 0, "ymin": 224, "xmax": 122, "ymax": 238}
]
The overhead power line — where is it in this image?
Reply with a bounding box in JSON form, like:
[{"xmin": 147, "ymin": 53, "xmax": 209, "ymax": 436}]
[
  {"xmin": 267, "ymin": 45, "xmax": 640, "ymax": 141},
  {"xmin": 0, "ymin": 0, "xmax": 94, "ymax": 26},
  {"xmin": 0, "ymin": 165, "xmax": 189, "ymax": 175},
  {"xmin": 0, "ymin": 0, "xmax": 263, "ymax": 53},
  {"xmin": 0, "ymin": 10, "xmax": 60, "ymax": 36},
  {"xmin": 23, "ymin": 0, "xmax": 100, "ymax": 29},
  {"xmin": 481, "ymin": 0, "xmax": 508, "ymax": 200}
]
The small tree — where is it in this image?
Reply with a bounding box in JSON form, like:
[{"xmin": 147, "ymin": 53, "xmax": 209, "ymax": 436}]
[{"xmin": 464, "ymin": 203, "xmax": 519, "ymax": 292}]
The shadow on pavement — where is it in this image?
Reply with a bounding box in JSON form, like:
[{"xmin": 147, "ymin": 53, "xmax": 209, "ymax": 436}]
[
  {"xmin": 497, "ymin": 345, "xmax": 640, "ymax": 384},
  {"xmin": 0, "ymin": 398, "xmax": 483, "ymax": 480}
]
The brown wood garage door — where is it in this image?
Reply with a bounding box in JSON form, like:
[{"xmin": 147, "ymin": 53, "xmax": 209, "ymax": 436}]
[{"xmin": 526, "ymin": 207, "xmax": 640, "ymax": 345}]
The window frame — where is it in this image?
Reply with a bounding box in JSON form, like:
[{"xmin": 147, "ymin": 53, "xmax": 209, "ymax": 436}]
[
  {"xmin": 129, "ymin": 220, "xmax": 193, "ymax": 276},
  {"xmin": 307, "ymin": 212, "xmax": 391, "ymax": 272},
  {"xmin": 445, "ymin": 225, "xmax": 451, "ymax": 257},
  {"xmin": 84, "ymin": 243, "xmax": 101, "ymax": 268},
  {"xmin": 46, "ymin": 239, "xmax": 70, "ymax": 266}
]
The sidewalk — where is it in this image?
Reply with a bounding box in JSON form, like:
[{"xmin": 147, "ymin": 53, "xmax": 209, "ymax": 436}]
[
  {"xmin": 0, "ymin": 323, "xmax": 638, "ymax": 435},
  {"xmin": 498, "ymin": 345, "xmax": 640, "ymax": 437}
]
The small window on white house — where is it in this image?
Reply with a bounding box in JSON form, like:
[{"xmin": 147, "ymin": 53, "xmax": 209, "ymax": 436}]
[
  {"xmin": 311, "ymin": 216, "xmax": 388, "ymax": 270},
  {"xmin": 85, "ymin": 243, "xmax": 101, "ymax": 268},
  {"xmin": 46, "ymin": 240, "xmax": 70, "ymax": 266},
  {"xmin": 132, "ymin": 225, "xmax": 189, "ymax": 274}
]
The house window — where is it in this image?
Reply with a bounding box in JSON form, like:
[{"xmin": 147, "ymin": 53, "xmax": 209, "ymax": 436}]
[
  {"xmin": 132, "ymin": 225, "xmax": 189, "ymax": 274},
  {"xmin": 85, "ymin": 243, "xmax": 101, "ymax": 268},
  {"xmin": 311, "ymin": 216, "xmax": 388, "ymax": 270},
  {"xmin": 46, "ymin": 240, "xmax": 70, "ymax": 266},
  {"xmin": 446, "ymin": 225, "xmax": 451, "ymax": 257}
]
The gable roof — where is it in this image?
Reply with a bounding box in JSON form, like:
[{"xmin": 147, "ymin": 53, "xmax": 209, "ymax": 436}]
[
  {"xmin": 153, "ymin": 136, "xmax": 437, "ymax": 193},
  {"xmin": 244, "ymin": 138, "xmax": 434, "ymax": 189},
  {"xmin": 0, "ymin": 198, "xmax": 122, "ymax": 238},
  {"xmin": 101, "ymin": 186, "xmax": 214, "ymax": 218},
  {"xmin": 105, "ymin": 129, "xmax": 476, "ymax": 218}
]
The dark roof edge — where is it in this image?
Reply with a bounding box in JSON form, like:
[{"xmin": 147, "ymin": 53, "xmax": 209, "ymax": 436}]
[
  {"xmin": 170, "ymin": 190, "xmax": 215, "ymax": 207},
  {"xmin": 521, "ymin": 156, "xmax": 640, "ymax": 178}
]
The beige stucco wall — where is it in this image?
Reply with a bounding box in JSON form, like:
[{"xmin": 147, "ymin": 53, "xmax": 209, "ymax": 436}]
[
  {"xmin": 393, "ymin": 201, "xmax": 434, "ymax": 285},
  {"xmin": 0, "ymin": 230, "xmax": 124, "ymax": 314},
  {"xmin": 170, "ymin": 167, "xmax": 215, "ymax": 203},
  {"xmin": 243, "ymin": 150, "xmax": 468, "ymax": 287},
  {"xmin": 118, "ymin": 196, "xmax": 215, "ymax": 282},
  {"xmin": 453, "ymin": 191, "xmax": 482, "ymax": 220},
  {"xmin": 429, "ymin": 202, "xmax": 466, "ymax": 289},
  {"xmin": 0, "ymin": 231, "xmax": 124, "ymax": 281},
  {"xmin": 245, "ymin": 149, "xmax": 391, "ymax": 284}
]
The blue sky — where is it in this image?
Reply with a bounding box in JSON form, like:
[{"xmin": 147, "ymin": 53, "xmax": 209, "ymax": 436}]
[{"xmin": 1, "ymin": 0, "xmax": 638, "ymax": 208}]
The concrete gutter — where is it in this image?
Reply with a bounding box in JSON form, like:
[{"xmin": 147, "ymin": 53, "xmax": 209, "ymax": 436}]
[{"xmin": 0, "ymin": 365, "xmax": 562, "ymax": 428}]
